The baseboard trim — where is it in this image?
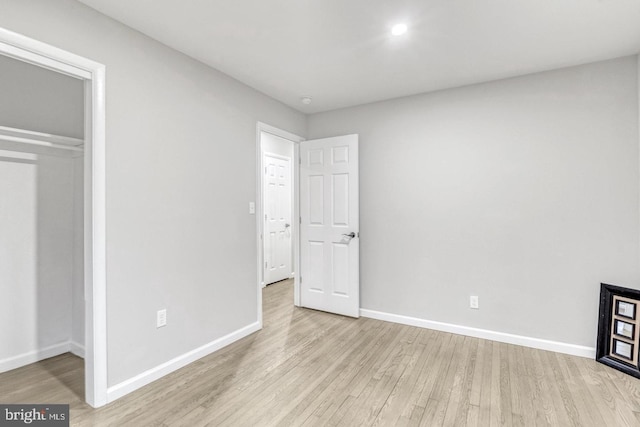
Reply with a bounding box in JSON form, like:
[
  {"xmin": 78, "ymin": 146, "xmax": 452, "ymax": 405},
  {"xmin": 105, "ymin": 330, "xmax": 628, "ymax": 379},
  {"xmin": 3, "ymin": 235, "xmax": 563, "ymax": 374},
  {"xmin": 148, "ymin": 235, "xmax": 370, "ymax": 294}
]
[
  {"xmin": 0, "ymin": 341, "xmax": 78, "ymax": 373},
  {"xmin": 106, "ymin": 321, "xmax": 261, "ymax": 403},
  {"xmin": 69, "ymin": 341, "xmax": 85, "ymax": 359},
  {"xmin": 360, "ymin": 309, "xmax": 595, "ymax": 359}
]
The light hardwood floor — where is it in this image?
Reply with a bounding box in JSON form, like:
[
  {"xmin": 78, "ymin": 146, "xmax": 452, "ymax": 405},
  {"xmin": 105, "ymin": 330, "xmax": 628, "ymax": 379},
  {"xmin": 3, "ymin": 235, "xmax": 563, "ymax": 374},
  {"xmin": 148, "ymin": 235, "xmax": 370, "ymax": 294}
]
[{"xmin": 2, "ymin": 279, "xmax": 640, "ymax": 426}]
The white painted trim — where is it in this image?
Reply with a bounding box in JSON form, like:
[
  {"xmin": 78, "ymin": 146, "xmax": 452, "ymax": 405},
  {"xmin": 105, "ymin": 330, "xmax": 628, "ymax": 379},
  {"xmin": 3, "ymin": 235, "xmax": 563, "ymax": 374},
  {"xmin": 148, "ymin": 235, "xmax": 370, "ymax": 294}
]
[
  {"xmin": 0, "ymin": 39, "xmax": 90, "ymax": 79},
  {"xmin": 360, "ymin": 309, "xmax": 596, "ymax": 359},
  {"xmin": 86, "ymin": 54, "xmax": 108, "ymax": 410},
  {"xmin": 106, "ymin": 321, "xmax": 261, "ymax": 403},
  {"xmin": 256, "ymin": 122, "xmax": 305, "ymax": 326},
  {"xmin": 258, "ymin": 122, "xmax": 306, "ymax": 144},
  {"xmin": 0, "ymin": 26, "xmax": 108, "ymax": 407},
  {"xmin": 293, "ymin": 141, "xmax": 301, "ymax": 307},
  {"xmin": 70, "ymin": 341, "xmax": 86, "ymax": 359},
  {"xmin": 0, "ymin": 341, "xmax": 84, "ymax": 373}
]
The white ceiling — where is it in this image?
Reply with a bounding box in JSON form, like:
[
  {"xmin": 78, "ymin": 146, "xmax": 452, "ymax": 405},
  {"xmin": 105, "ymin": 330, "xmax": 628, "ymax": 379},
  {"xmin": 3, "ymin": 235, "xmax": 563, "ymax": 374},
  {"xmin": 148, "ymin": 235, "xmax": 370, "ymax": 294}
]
[{"xmin": 77, "ymin": 0, "xmax": 640, "ymax": 114}]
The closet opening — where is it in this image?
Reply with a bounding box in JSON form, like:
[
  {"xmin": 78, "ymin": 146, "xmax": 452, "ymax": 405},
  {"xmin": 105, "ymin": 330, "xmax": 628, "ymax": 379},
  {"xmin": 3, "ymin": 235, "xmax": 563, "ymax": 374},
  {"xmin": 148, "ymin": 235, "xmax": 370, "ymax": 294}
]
[
  {"xmin": 0, "ymin": 27, "xmax": 107, "ymax": 407},
  {"xmin": 0, "ymin": 53, "xmax": 85, "ymax": 399}
]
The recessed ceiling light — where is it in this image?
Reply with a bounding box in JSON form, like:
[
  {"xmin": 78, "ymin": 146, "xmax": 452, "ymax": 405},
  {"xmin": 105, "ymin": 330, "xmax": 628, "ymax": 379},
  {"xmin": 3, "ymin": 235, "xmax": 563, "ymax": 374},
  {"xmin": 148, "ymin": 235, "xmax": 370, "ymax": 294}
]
[
  {"xmin": 301, "ymin": 96, "xmax": 312, "ymax": 105},
  {"xmin": 391, "ymin": 23, "xmax": 408, "ymax": 36}
]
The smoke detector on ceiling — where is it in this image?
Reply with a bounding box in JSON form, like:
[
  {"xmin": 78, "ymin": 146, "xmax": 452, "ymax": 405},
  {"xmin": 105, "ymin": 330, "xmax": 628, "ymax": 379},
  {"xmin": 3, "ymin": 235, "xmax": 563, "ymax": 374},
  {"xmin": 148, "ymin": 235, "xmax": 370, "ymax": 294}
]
[{"xmin": 300, "ymin": 96, "xmax": 312, "ymax": 105}]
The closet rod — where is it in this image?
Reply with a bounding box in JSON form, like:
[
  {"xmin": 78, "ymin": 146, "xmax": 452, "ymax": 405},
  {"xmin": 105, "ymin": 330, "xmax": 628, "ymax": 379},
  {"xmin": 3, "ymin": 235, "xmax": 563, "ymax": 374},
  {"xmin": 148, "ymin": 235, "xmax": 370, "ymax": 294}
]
[{"xmin": 0, "ymin": 125, "xmax": 84, "ymax": 152}]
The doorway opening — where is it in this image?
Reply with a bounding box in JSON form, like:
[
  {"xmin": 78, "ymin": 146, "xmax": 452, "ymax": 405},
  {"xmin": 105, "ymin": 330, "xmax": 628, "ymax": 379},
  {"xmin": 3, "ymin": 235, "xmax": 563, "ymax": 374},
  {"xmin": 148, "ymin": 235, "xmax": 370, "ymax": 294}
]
[
  {"xmin": 0, "ymin": 27, "xmax": 107, "ymax": 407},
  {"xmin": 263, "ymin": 149, "xmax": 293, "ymax": 286},
  {"xmin": 0, "ymin": 54, "xmax": 85, "ymax": 400},
  {"xmin": 256, "ymin": 125, "xmax": 361, "ymax": 324},
  {"xmin": 256, "ymin": 123, "xmax": 304, "ymax": 324}
]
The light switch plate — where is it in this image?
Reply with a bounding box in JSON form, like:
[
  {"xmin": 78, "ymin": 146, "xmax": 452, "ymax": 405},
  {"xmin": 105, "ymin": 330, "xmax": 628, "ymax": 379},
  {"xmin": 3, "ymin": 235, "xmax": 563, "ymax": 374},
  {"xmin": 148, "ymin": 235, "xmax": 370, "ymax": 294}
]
[
  {"xmin": 157, "ymin": 309, "xmax": 167, "ymax": 328},
  {"xmin": 249, "ymin": 202, "xmax": 256, "ymax": 214},
  {"xmin": 470, "ymin": 296, "xmax": 479, "ymax": 309}
]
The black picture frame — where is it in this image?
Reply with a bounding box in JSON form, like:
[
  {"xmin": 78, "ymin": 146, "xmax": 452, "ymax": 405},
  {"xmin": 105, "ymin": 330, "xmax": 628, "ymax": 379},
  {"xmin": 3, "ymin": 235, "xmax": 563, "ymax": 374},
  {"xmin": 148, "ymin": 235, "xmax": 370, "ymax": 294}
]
[{"xmin": 596, "ymin": 283, "xmax": 640, "ymax": 378}]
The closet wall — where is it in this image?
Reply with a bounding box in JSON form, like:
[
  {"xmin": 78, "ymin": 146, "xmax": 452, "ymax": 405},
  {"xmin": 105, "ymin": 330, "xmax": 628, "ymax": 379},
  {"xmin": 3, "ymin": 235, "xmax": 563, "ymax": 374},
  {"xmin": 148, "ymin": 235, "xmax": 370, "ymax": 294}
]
[{"xmin": 0, "ymin": 54, "xmax": 85, "ymax": 371}]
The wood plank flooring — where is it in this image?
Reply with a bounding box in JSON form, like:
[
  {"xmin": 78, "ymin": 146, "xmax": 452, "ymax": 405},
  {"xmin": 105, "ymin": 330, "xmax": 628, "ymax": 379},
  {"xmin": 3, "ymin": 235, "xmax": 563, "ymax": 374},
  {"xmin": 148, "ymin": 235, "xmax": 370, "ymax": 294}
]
[{"xmin": 2, "ymin": 279, "xmax": 640, "ymax": 426}]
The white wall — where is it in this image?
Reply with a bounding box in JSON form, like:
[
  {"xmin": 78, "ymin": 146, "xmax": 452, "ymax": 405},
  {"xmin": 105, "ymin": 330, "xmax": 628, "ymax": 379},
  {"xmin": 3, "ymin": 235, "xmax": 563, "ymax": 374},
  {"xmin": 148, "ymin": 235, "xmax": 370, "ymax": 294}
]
[
  {"xmin": 0, "ymin": 147, "xmax": 77, "ymax": 369},
  {"xmin": 308, "ymin": 56, "xmax": 640, "ymax": 349},
  {"xmin": 0, "ymin": 0, "xmax": 305, "ymax": 387},
  {"xmin": 262, "ymin": 132, "xmax": 295, "ymax": 159},
  {"xmin": 72, "ymin": 156, "xmax": 84, "ymax": 349},
  {"xmin": 0, "ymin": 54, "xmax": 84, "ymax": 138}
]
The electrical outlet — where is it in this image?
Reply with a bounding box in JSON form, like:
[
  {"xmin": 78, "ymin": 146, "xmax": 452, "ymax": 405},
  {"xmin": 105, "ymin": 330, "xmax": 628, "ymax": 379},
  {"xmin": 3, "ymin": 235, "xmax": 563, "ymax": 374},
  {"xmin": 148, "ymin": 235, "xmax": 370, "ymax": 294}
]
[
  {"xmin": 157, "ymin": 309, "xmax": 167, "ymax": 328},
  {"xmin": 470, "ymin": 296, "xmax": 479, "ymax": 309}
]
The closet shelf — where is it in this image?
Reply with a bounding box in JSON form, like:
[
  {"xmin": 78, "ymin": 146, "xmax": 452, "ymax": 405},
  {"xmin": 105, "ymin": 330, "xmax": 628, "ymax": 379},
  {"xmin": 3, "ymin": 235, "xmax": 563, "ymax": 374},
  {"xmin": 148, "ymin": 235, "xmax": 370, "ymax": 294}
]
[{"xmin": 0, "ymin": 125, "xmax": 84, "ymax": 152}]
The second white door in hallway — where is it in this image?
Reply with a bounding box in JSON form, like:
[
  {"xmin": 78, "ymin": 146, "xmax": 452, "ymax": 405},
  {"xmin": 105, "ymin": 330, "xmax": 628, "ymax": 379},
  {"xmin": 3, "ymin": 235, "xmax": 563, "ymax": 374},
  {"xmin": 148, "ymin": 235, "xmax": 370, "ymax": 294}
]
[{"xmin": 263, "ymin": 153, "xmax": 292, "ymax": 285}]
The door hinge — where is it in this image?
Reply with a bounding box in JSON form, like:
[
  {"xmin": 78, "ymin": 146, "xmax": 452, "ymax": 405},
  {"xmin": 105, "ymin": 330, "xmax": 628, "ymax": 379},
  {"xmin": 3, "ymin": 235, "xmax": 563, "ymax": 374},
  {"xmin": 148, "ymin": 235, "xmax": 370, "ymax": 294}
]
[
  {"xmin": 299, "ymin": 157, "xmax": 301, "ymax": 164},
  {"xmin": 299, "ymin": 217, "xmax": 302, "ymax": 224},
  {"xmin": 300, "ymin": 276, "xmax": 302, "ymax": 283}
]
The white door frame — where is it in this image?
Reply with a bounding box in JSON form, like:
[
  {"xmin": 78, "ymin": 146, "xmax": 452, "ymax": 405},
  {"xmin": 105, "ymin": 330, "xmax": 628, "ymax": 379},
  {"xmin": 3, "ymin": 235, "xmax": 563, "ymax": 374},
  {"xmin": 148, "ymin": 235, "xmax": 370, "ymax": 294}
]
[
  {"xmin": 256, "ymin": 122, "xmax": 304, "ymax": 326},
  {"xmin": 0, "ymin": 27, "xmax": 108, "ymax": 407}
]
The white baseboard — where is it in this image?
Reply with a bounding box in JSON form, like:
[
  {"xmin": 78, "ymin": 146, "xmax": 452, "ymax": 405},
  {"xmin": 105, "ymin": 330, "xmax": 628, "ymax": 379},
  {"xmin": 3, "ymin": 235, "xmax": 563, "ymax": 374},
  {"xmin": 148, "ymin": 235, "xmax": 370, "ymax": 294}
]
[
  {"xmin": 69, "ymin": 341, "xmax": 85, "ymax": 359},
  {"xmin": 0, "ymin": 341, "xmax": 79, "ymax": 373},
  {"xmin": 106, "ymin": 321, "xmax": 261, "ymax": 403},
  {"xmin": 360, "ymin": 309, "xmax": 596, "ymax": 359}
]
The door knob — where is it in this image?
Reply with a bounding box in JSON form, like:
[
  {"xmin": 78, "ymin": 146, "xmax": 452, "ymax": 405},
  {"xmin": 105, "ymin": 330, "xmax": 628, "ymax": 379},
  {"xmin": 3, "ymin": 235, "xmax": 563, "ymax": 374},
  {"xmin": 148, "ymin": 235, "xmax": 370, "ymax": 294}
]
[
  {"xmin": 342, "ymin": 232, "xmax": 356, "ymax": 239},
  {"xmin": 285, "ymin": 223, "xmax": 290, "ymax": 228}
]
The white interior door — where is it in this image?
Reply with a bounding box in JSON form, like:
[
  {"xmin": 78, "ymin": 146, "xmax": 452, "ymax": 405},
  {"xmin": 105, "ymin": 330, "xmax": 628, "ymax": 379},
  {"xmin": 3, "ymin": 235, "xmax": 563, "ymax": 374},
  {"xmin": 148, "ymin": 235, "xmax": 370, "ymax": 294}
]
[
  {"xmin": 264, "ymin": 153, "xmax": 292, "ymax": 285},
  {"xmin": 300, "ymin": 134, "xmax": 359, "ymax": 317}
]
